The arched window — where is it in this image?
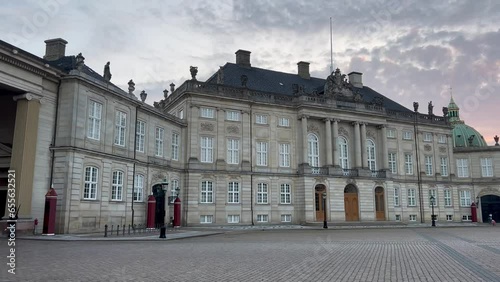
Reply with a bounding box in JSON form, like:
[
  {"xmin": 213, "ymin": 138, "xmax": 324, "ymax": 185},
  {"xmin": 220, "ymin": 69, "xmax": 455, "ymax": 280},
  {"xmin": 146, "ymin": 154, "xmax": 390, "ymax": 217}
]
[
  {"xmin": 338, "ymin": 136, "xmax": 349, "ymax": 169},
  {"xmin": 308, "ymin": 133, "xmax": 319, "ymax": 167},
  {"xmin": 367, "ymin": 139, "xmax": 376, "ymax": 171}
]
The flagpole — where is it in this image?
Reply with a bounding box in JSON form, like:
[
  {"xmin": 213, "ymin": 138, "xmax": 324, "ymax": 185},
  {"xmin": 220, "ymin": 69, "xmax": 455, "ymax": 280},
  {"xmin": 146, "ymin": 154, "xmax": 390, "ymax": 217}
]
[{"xmin": 330, "ymin": 17, "xmax": 333, "ymax": 74}]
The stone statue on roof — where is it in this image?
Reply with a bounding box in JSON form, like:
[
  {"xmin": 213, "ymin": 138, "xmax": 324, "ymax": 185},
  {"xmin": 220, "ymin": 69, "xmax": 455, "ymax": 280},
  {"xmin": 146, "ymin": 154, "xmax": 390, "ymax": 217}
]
[
  {"xmin": 324, "ymin": 68, "xmax": 354, "ymax": 99},
  {"xmin": 428, "ymin": 101, "xmax": 434, "ymax": 116},
  {"xmin": 190, "ymin": 66, "xmax": 198, "ymax": 80},
  {"xmin": 103, "ymin": 62, "xmax": 112, "ymax": 82}
]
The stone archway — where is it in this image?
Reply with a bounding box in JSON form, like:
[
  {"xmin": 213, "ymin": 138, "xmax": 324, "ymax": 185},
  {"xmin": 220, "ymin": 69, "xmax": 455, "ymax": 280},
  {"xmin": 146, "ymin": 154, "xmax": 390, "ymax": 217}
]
[
  {"xmin": 344, "ymin": 184, "xmax": 359, "ymax": 221},
  {"xmin": 480, "ymin": 195, "xmax": 500, "ymax": 223},
  {"xmin": 375, "ymin": 187, "xmax": 385, "ymax": 221}
]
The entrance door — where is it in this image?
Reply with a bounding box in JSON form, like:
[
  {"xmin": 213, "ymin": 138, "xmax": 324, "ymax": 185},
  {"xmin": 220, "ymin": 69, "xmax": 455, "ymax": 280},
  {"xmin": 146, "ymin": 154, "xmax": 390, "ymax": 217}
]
[
  {"xmin": 375, "ymin": 187, "xmax": 385, "ymax": 221},
  {"xmin": 480, "ymin": 195, "xmax": 500, "ymax": 222},
  {"xmin": 344, "ymin": 185, "xmax": 359, "ymax": 221},
  {"xmin": 315, "ymin": 186, "xmax": 326, "ymax": 221},
  {"xmin": 152, "ymin": 184, "xmax": 166, "ymax": 228}
]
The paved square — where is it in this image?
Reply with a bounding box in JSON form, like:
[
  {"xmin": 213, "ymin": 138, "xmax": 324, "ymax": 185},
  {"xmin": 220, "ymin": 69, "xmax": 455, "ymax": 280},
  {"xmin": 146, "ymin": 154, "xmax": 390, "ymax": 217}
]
[{"xmin": 1, "ymin": 227, "xmax": 500, "ymax": 282}]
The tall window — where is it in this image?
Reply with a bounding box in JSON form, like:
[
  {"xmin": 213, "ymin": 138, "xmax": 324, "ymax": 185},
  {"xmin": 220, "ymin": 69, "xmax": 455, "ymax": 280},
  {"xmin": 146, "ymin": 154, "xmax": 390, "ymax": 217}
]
[
  {"xmin": 170, "ymin": 179, "xmax": 179, "ymax": 200},
  {"xmin": 84, "ymin": 166, "xmax": 98, "ymax": 200},
  {"xmin": 423, "ymin": 132, "xmax": 433, "ymax": 142},
  {"xmin": 456, "ymin": 159, "xmax": 469, "ymax": 177},
  {"xmin": 387, "ymin": 129, "xmax": 396, "ymax": 138},
  {"xmin": 425, "ymin": 156, "xmax": 433, "ymax": 176},
  {"xmin": 201, "ymin": 137, "xmax": 214, "ymax": 163},
  {"xmin": 227, "ymin": 182, "xmax": 239, "ymax": 203},
  {"xmin": 256, "ymin": 141, "xmax": 268, "ymax": 166},
  {"xmin": 136, "ymin": 121, "xmax": 146, "ymax": 152},
  {"xmin": 440, "ymin": 157, "xmax": 448, "ymax": 176},
  {"xmin": 403, "ymin": 131, "xmax": 412, "ymax": 140},
  {"xmin": 227, "ymin": 139, "xmax": 240, "ymax": 164},
  {"xmin": 171, "ymin": 133, "xmax": 179, "ymax": 161},
  {"xmin": 481, "ymin": 158, "xmax": 493, "ymax": 177},
  {"xmin": 87, "ymin": 101, "xmax": 102, "ymax": 140},
  {"xmin": 278, "ymin": 117, "xmax": 290, "ymax": 127},
  {"xmin": 257, "ymin": 183, "xmax": 268, "ymax": 204},
  {"xmin": 201, "ymin": 108, "xmax": 215, "ymax": 118},
  {"xmin": 388, "ymin": 153, "xmax": 397, "ymax": 174},
  {"xmin": 279, "ymin": 143, "xmax": 290, "ymax": 167},
  {"xmin": 256, "ymin": 114, "xmax": 268, "ymax": 124},
  {"xmin": 429, "ymin": 189, "xmax": 437, "ymax": 207},
  {"xmin": 111, "ymin": 171, "xmax": 124, "ymax": 201},
  {"xmin": 444, "ymin": 189, "xmax": 452, "ymax": 207},
  {"xmin": 394, "ymin": 187, "xmax": 400, "ymax": 207},
  {"xmin": 134, "ymin": 174, "xmax": 144, "ymax": 202},
  {"xmin": 114, "ymin": 111, "xmax": 127, "ymax": 146},
  {"xmin": 308, "ymin": 134, "xmax": 319, "ymax": 167},
  {"xmin": 367, "ymin": 139, "xmax": 376, "ymax": 171},
  {"xmin": 155, "ymin": 127, "xmax": 164, "ymax": 157},
  {"xmin": 201, "ymin": 181, "xmax": 213, "ymax": 203},
  {"xmin": 226, "ymin": 110, "xmax": 240, "ymax": 121},
  {"xmin": 280, "ymin": 184, "xmax": 291, "ymax": 204},
  {"xmin": 404, "ymin": 153, "xmax": 413, "ymax": 175},
  {"xmin": 459, "ymin": 190, "xmax": 471, "ymax": 207},
  {"xmin": 407, "ymin": 188, "xmax": 416, "ymax": 206},
  {"xmin": 338, "ymin": 136, "xmax": 349, "ymax": 169}
]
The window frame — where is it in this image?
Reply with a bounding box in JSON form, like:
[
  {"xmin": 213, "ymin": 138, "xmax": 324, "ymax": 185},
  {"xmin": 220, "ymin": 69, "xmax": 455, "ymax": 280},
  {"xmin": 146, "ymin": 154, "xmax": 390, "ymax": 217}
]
[
  {"xmin": 459, "ymin": 190, "xmax": 471, "ymax": 207},
  {"xmin": 388, "ymin": 152, "xmax": 397, "ymax": 174},
  {"xmin": 256, "ymin": 141, "xmax": 268, "ymax": 166},
  {"xmin": 255, "ymin": 114, "xmax": 268, "ymax": 125},
  {"xmin": 440, "ymin": 157, "xmax": 448, "ymax": 176},
  {"xmin": 279, "ymin": 143, "xmax": 291, "ymax": 167},
  {"xmin": 407, "ymin": 188, "xmax": 416, "ymax": 207},
  {"xmin": 278, "ymin": 117, "xmax": 290, "ymax": 127},
  {"xmin": 444, "ymin": 189, "xmax": 452, "ymax": 207},
  {"xmin": 257, "ymin": 183, "xmax": 268, "ymax": 204},
  {"xmin": 200, "ymin": 107, "xmax": 215, "ymax": 118},
  {"xmin": 338, "ymin": 136, "xmax": 349, "ymax": 169},
  {"xmin": 227, "ymin": 182, "xmax": 240, "ymax": 204},
  {"xmin": 308, "ymin": 133, "xmax": 320, "ymax": 168},
  {"xmin": 83, "ymin": 166, "xmax": 98, "ymax": 200},
  {"xmin": 394, "ymin": 187, "xmax": 400, "ymax": 207},
  {"xmin": 201, "ymin": 136, "xmax": 214, "ymax": 163},
  {"xmin": 280, "ymin": 183, "xmax": 291, "ymax": 204},
  {"xmin": 366, "ymin": 139, "xmax": 376, "ymax": 171},
  {"xmin": 480, "ymin": 158, "xmax": 493, "ymax": 177},
  {"xmin": 134, "ymin": 174, "xmax": 144, "ymax": 202},
  {"xmin": 404, "ymin": 153, "xmax": 414, "ymax": 175},
  {"xmin": 200, "ymin": 181, "xmax": 214, "ymax": 203},
  {"xmin": 456, "ymin": 159, "xmax": 469, "ymax": 178},
  {"xmin": 424, "ymin": 155, "xmax": 433, "ymax": 176},
  {"xmin": 155, "ymin": 127, "xmax": 164, "ymax": 157},
  {"xmin": 87, "ymin": 100, "xmax": 102, "ymax": 140},
  {"xmin": 114, "ymin": 110, "xmax": 127, "ymax": 146},
  {"xmin": 227, "ymin": 138, "xmax": 240, "ymax": 164},
  {"xmin": 111, "ymin": 170, "xmax": 124, "ymax": 201},
  {"xmin": 135, "ymin": 120, "xmax": 146, "ymax": 153},
  {"xmin": 171, "ymin": 132, "xmax": 179, "ymax": 161},
  {"xmin": 226, "ymin": 110, "xmax": 241, "ymax": 121}
]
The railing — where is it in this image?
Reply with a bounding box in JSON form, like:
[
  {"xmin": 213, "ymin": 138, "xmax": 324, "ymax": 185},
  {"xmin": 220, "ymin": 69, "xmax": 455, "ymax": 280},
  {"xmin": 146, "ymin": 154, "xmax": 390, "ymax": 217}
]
[
  {"xmin": 311, "ymin": 167, "xmax": 329, "ymax": 175},
  {"xmin": 342, "ymin": 169, "xmax": 359, "ymax": 177},
  {"xmin": 371, "ymin": 170, "xmax": 386, "ymax": 178}
]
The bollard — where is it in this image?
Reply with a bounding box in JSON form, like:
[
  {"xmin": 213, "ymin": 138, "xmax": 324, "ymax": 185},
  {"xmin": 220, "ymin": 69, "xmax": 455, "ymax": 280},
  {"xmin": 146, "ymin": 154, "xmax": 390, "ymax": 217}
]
[
  {"xmin": 117, "ymin": 225, "xmax": 120, "ymax": 236},
  {"xmin": 111, "ymin": 225, "xmax": 114, "ymax": 236},
  {"xmin": 128, "ymin": 224, "xmax": 131, "ymax": 235},
  {"xmin": 159, "ymin": 225, "xmax": 166, "ymax": 238},
  {"xmin": 104, "ymin": 224, "xmax": 108, "ymax": 237},
  {"xmin": 123, "ymin": 224, "xmax": 125, "ymax": 236}
]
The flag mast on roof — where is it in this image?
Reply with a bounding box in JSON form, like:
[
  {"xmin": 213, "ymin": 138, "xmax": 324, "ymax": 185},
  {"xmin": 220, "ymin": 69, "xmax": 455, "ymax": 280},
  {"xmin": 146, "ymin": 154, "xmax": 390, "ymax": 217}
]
[{"xmin": 330, "ymin": 17, "xmax": 333, "ymax": 74}]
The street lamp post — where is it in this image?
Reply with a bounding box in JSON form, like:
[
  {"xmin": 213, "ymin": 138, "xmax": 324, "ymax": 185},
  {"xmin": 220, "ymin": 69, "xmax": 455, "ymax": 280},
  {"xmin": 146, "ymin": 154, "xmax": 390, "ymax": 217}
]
[
  {"xmin": 323, "ymin": 192, "xmax": 328, "ymax": 229},
  {"xmin": 430, "ymin": 195, "xmax": 436, "ymax": 227},
  {"xmin": 159, "ymin": 179, "xmax": 168, "ymax": 238}
]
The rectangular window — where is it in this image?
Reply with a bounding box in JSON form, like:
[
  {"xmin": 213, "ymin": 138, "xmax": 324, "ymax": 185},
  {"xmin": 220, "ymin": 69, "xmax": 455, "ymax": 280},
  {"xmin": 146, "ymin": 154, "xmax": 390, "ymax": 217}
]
[
  {"xmin": 425, "ymin": 156, "xmax": 433, "ymax": 176},
  {"xmin": 170, "ymin": 179, "xmax": 179, "ymax": 202},
  {"xmin": 227, "ymin": 182, "xmax": 239, "ymax": 203},
  {"xmin": 84, "ymin": 166, "xmax": 98, "ymax": 200},
  {"xmin": 201, "ymin": 137, "xmax": 214, "ymax": 163},
  {"xmin": 407, "ymin": 188, "xmax": 416, "ymax": 206},
  {"xmin": 457, "ymin": 159, "xmax": 469, "ymax": 178},
  {"xmin": 460, "ymin": 190, "xmax": 471, "ymax": 207},
  {"xmin": 114, "ymin": 111, "xmax": 127, "ymax": 146},
  {"xmin": 256, "ymin": 142, "xmax": 268, "ymax": 166},
  {"xmin": 227, "ymin": 215, "xmax": 240, "ymax": 223},
  {"xmin": 280, "ymin": 183, "xmax": 291, "ymax": 204},
  {"xmin": 200, "ymin": 108, "xmax": 215, "ymax": 118},
  {"xmin": 155, "ymin": 127, "xmax": 164, "ymax": 157},
  {"xmin": 423, "ymin": 132, "xmax": 433, "ymax": 142},
  {"xmin": 227, "ymin": 139, "xmax": 240, "ymax": 164},
  {"xmin": 135, "ymin": 121, "xmax": 146, "ymax": 152},
  {"xmin": 446, "ymin": 215, "xmax": 453, "ymax": 221},
  {"xmin": 281, "ymin": 214, "xmax": 292, "ymax": 222},
  {"xmin": 278, "ymin": 117, "xmax": 290, "ymax": 127},
  {"xmin": 444, "ymin": 189, "xmax": 452, "ymax": 207},
  {"xmin": 438, "ymin": 135, "xmax": 447, "ymax": 143},
  {"xmin": 395, "ymin": 215, "xmax": 401, "ymax": 221},
  {"xmin": 388, "ymin": 153, "xmax": 397, "ymax": 174},
  {"xmin": 111, "ymin": 171, "xmax": 124, "ymax": 201},
  {"xmin": 405, "ymin": 153, "xmax": 413, "ymax": 175},
  {"xmin": 257, "ymin": 183, "xmax": 268, "ymax": 204},
  {"xmin": 279, "ymin": 143, "xmax": 290, "ymax": 167},
  {"xmin": 200, "ymin": 215, "xmax": 213, "ymax": 224},
  {"xmin": 440, "ymin": 157, "xmax": 448, "ymax": 176},
  {"xmin": 387, "ymin": 128, "xmax": 396, "ymax": 138},
  {"xmin": 429, "ymin": 189, "xmax": 437, "ymax": 207},
  {"xmin": 171, "ymin": 133, "xmax": 179, "ymax": 161},
  {"xmin": 481, "ymin": 158, "xmax": 493, "ymax": 177},
  {"xmin": 462, "ymin": 215, "xmax": 472, "ymax": 221},
  {"xmin": 226, "ymin": 110, "xmax": 240, "ymax": 121},
  {"xmin": 394, "ymin": 188, "xmax": 400, "ymax": 207},
  {"xmin": 409, "ymin": 214, "xmax": 417, "ymax": 221},
  {"xmin": 87, "ymin": 101, "xmax": 102, "ymax": 140},
  {"xmin": 403, "ymin": 131, "xmax": 413, "ymax": 140},
  {"xmin": 257, "ymin": 214, "xmax": 269, "ymax": 223},
  {"xmin": 200, "ymin": 181, "xmax": 213, "ymax": 203},
  {"xmin": 134, "ymin": 174, "xmax": 144, "ymax": 202},
  {"xmin": 256, "ymin": 114, "xmax": 268, "ymax": 125}
]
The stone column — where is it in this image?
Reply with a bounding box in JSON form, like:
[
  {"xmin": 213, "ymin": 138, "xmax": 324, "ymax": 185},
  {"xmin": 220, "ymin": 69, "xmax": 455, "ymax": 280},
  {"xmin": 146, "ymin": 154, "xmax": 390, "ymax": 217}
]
[
  {"xmin": 216, "ymin": 108, "xmax": 225, "ymax": 165},
  {"xmin": 353, "ymin": 121, "xmax": 362, "ymax": 168},
  {"xmin": 188, "ymin": 105, "xmax": 199, "ymax": 161},
  {"xmin": 379, "ymin": 125, "xmax": 388, "ymax": 170},
  {"xmin": 324, "ymin": 118, "xmax": 332, "ymax": 166},
  {"xmin": 333, "ymin": 119, "xmax": 339, "ymax": 167},
  {"xmin": 9, "ymin": 93, "xmax": 42, "ymax": 218},
  {"xmin": 301, "ymin": 115, "xmax": 308, "ymax": 164},
  {"xmin": 361, "ymin": 123, "xmax": 367, "ymax": 169}
]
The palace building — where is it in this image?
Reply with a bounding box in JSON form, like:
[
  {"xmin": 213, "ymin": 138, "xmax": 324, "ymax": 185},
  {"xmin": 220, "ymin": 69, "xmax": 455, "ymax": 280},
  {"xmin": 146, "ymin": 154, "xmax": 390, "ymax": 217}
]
[{"xmin": 1, "ymin": 38, "xmax": 499, "ymax": 233}]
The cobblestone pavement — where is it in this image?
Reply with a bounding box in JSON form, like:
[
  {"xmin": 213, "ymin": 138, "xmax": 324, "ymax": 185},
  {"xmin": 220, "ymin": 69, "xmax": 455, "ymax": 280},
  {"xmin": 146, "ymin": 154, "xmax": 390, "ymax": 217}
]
[{"xmin": 1, "ymin": 227, "xmax": 499, "ymax": 282}]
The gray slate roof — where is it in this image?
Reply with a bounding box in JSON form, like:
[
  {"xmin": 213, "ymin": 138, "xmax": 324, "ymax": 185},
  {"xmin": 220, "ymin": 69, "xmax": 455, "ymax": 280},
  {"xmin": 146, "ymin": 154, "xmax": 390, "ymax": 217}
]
[{"xmin": 206, "ymin": 63, "xmax": 412, "ymax": 113}]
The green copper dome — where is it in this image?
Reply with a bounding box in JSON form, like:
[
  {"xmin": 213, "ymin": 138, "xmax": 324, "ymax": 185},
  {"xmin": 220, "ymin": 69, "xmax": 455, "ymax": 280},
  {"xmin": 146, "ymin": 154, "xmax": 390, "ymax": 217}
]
[{"xmin": 448, "ymin": 96, "xmax": 488, "ymax": 148}]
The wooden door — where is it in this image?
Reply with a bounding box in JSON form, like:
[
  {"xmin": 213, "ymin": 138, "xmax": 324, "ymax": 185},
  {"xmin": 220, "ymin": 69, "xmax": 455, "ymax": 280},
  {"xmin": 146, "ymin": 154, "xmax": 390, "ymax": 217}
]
[
  {"xmin": 375, "ymin": 187, "xmax": 385, "ymax": 221},
  {"xmin": 344, "ymin": 193, "xmax": 359, "ymax": 221},
  {"xmin": 315, "ymin": 189, "xmax": 325, "ymax": 221}
]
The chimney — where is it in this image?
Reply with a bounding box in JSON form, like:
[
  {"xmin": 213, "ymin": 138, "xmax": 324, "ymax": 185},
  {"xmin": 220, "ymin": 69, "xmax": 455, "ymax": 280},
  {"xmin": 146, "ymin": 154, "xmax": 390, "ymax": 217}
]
[
  {"xmin": 348, "ymin": 72, "xmax": 363, "ymax": 88},
  {"xmin": 235, "ymin": 49, "xmax": 251, "ymax": 68},
  {"xmin": 297, "ymin": 61, "xmax": 310, "ymax": 79},
  {"xmin": 44, "ymin": 38, "xmax": 68, "ymax": 61}
]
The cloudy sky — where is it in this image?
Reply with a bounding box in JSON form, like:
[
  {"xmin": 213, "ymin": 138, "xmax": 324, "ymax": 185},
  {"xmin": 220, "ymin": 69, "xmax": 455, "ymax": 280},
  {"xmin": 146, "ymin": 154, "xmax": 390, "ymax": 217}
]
[{"xmin": 2, "ymin": 0, "xmax": 499, "ymax": 143}]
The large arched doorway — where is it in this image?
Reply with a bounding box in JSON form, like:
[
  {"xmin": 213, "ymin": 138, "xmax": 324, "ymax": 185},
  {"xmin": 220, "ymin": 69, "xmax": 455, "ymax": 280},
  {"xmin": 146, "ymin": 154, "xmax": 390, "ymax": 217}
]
[
  {"xmin": 480, "ymin": 195, "xmax": 500, "ymax": 222},
  {"xmin": 375, "ymin": 187, "xmax": 385, "ymax": 221},
  {"xmin": 344, "ymin": 184, "xmax": 359, "ymax": 221},
  {"xmin": 315, "ymin": 185, "xmax": 327, "ymax": 221},
  {"xmin": 152, "ymin": 184, "xmax": 166, "ymax": 228}
]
